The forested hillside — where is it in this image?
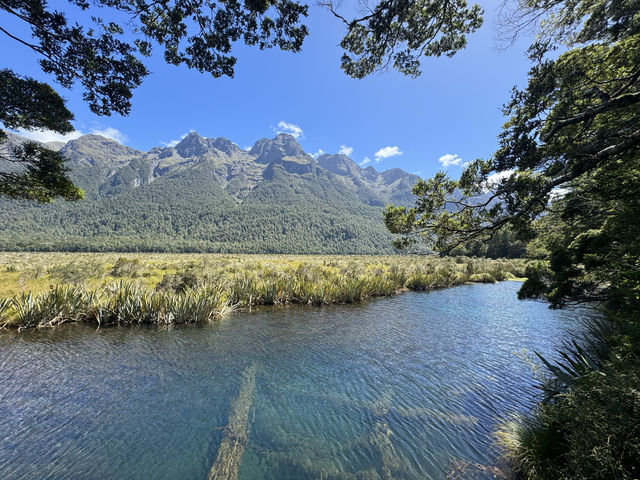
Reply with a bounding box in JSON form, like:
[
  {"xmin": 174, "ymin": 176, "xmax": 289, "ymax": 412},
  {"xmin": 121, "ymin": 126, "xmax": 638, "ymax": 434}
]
[{"xmin": 0, "ymin": 132, "xmax": 421, "ymax": 253}]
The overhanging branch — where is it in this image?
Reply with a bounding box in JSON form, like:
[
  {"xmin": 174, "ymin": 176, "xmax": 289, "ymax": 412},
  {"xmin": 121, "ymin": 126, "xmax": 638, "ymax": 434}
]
[{"xmin": 541, "ymin": 91, "xmax": 640, "ymax": 142}]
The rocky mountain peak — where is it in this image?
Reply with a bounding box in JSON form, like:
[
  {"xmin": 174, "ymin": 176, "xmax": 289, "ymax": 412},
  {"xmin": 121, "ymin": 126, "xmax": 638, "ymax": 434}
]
[
  {"xmin": 250, "ymin": 133, "xmax": 306, "ymax": 163},
  {"xmin": 211, "ymin": 137, "xmax": 241, "ymax": 156},
  {"xmin": 316, "ymin": 154, "xmax": 358, "ymax": 176},
  {"xmin": 382, "ymin": 168, "xmax": 415, "ymax": 184},
  {"xmin": 60, "ymin": 134, "xmax": 140, "ymax": 168},
  {"xmin": 175, "ymin": 132, "xmax": 209, "ymax": 157}
]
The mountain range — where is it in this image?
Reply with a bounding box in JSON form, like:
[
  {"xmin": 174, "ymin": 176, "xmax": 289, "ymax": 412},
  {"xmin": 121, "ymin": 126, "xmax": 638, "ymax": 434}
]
[{"xmin": 0, "ymin": 131, "xmax": 421, "ymax": 253}]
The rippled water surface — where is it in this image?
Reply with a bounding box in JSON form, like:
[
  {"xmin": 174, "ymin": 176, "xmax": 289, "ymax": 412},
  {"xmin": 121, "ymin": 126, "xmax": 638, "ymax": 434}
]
[{"xmin": 0, "ymin": 282, "xmax": 590, "ymax": 479}]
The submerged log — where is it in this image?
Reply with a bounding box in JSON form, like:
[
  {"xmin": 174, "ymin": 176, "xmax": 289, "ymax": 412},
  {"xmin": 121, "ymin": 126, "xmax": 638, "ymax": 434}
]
[
  {"xmin": 207, "ymin": 363, "xmax": 258, "ymax": 480},
  {"xmin": 371, "ymin": 421, "xmax": 397, "ymax": 480}
]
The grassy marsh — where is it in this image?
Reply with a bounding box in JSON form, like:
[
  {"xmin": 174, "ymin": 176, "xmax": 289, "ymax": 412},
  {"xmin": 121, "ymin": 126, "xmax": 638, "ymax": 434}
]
[{"xmin": 0, "ymin": 252, "xmax": 527, "ymax": 329}]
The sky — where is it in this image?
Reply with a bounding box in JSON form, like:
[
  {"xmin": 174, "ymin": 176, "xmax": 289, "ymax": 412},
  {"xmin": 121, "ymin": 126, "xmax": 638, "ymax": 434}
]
[{"xmin": 1, "ymin": 0, "xmax": 535, "ymax": 179}]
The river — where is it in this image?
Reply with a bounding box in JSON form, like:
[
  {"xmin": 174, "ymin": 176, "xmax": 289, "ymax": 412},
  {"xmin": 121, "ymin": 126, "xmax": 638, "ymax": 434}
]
[{"xmin": 0, "ymin": 281, "xmax": 590, "ymax": 479}]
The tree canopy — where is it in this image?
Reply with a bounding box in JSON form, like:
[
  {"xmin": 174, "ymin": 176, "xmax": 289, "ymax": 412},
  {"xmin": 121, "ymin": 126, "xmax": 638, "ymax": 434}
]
[
  {"xmin": 322, "ymin": 0, "xmax": 483, "ymax": 78},
  {"xmin": 0, "ymin": 69, "xmax": 83, "ymax": 201}
]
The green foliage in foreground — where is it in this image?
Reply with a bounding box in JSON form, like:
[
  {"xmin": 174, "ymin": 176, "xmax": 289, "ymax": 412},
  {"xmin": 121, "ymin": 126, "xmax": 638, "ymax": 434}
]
[
  {"xmin": 0, "ymin": 253, "xmax": 526, "ymax": 329},
  {"xmin": 497, "ymin": 314, "xmax": 640, "ymax": 480}
]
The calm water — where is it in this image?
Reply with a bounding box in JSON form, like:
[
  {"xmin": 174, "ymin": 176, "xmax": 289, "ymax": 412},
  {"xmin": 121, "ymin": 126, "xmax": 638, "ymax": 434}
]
[{"xmin": 0, "ymin": 282, "xmax": 590, "ymax": 480}]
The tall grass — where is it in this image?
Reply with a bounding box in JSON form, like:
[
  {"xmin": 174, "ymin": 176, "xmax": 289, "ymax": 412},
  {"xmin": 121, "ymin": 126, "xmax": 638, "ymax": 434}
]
[
  {"xmin": 1, "ymin": 283, "xmax": 232, "ymax": 329},
  {"xmin": 10, "ymin": 286, "xmax": 93, "ymax": 329},
  {"xmin": 0, "ymin": 253, "xmax": 528, "ymax": 329}
]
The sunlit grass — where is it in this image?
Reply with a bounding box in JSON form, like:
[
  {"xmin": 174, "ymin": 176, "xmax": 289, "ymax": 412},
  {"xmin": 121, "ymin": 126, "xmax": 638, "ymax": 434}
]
[{"xmin": 0, "ymin": 252, "xmax": 528, "ymax": 329}]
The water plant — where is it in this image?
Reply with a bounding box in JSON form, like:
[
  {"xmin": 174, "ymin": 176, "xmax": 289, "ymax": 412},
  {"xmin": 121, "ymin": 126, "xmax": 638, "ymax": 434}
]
[{"xmin": 0, "ymin": 253, "xmax": 528, "ymax": 329}]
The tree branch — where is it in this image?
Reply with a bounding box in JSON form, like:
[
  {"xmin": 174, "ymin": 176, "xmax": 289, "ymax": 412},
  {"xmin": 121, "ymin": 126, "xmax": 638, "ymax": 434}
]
[
  {"xmin": 541, "ymin": 91, "xmax": 640, "ymax": 142},
  {"xmin": 0, "ymin": 25, "xmax": 46, "ymax": 55}
]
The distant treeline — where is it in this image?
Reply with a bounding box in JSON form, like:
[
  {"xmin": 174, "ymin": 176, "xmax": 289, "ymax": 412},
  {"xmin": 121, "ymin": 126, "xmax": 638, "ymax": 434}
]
[
  {"xmin": 451, "ymin": 229, "xmax": 527, "ymax": 259},
  {"xmin": 0, "ymin": 231, "xmax": 527, "ymax": 257}
]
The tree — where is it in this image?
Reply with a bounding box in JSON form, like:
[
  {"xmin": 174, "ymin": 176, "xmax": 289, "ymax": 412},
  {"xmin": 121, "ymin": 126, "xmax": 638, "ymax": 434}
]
[
  {"xmin": 321, "ymin": 0, "xmax": 483, "ymax": 78},
  {"xmin": 1, "ymin": 69, "xmax": 83, "ymax": 201},
  {"xmin": 385, "ymin": 0, "xmax": 640, "ymax": 309},
  {"xmin": 1, "ymin": 0, "xmax": 484, "ymax": 202}
]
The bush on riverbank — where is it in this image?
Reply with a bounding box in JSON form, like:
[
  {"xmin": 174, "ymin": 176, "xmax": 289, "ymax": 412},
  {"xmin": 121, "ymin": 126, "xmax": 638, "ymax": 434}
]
[
  {"xmin": 497, "ymin": 315, "xmax": 640, "ymax": 479},
  {"xmin": 0, "ymin": 253, "xmax": 527, "ymax": 329}
]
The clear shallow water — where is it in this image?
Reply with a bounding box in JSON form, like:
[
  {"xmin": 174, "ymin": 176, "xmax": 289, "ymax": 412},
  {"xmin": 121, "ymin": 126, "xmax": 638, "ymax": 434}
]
[{"xmin": 0, "ymin": 282, "xmax": 590, "ymax": 480}]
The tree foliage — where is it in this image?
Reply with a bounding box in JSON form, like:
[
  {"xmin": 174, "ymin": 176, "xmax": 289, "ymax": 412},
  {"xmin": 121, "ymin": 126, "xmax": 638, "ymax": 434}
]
[
  {"xmin": 322, "ymin": 0, "xmax": 483, "ymax": 78},
  {"xmin": 385, "ymin": 0, "xmax": 640, "ymax": 309},
  {"xmin": 1, "ymin": 0, "xmax": 309, "ymax": 115},
  {"xmin": 0, "ymin": 69, "xmax": 83, "ymax": 201}
]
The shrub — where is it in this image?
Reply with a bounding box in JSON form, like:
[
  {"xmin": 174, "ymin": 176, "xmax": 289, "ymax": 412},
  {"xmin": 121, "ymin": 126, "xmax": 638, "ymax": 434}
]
[
  {"xmin": 110, "ymin": 257, "xmax": 141, "ymax": 277},
  {"xmin": 469, "ymin": 273, "xmax": 496, "ymax": 283}
]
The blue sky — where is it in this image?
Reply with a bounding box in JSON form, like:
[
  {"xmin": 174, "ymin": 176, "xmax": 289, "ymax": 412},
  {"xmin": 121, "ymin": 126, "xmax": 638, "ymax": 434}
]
[{"xmin": 2, "ymin": 0, "xmax": 534, "ymax": 178}]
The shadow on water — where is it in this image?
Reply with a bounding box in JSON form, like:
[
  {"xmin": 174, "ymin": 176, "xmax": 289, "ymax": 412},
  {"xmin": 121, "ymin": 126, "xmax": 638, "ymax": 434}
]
[{"xmin": 0, "ymin": 282, "xmax": 593, "ymax": 480}]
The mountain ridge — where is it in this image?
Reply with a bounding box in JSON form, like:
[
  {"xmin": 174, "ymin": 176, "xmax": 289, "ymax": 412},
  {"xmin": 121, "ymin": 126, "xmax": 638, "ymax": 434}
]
[{"xmin": 0, "ymin": 131, "xmax": 421, "ymax": 253}]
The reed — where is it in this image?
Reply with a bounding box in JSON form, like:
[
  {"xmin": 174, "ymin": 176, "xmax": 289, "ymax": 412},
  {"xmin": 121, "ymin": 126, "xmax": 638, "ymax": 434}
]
[
  {"xmin": 0, "ymin": 253, "xmax": 528, "ymax": 329},
  {"xmin": 0, "ymin": 282, "xmax": 232, "ymax": 328},
  {"xmin": 6, "ymin": 286, "xmax": 92, "ymax": 329}
]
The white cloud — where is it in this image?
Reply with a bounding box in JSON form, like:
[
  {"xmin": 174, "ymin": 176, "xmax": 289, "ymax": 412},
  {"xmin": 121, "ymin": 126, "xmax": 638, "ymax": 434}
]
[
  {"xmin": 359, "ymin": 156, "xmax": 371, "ymax": 167},
  {"xmin": 374, "ymin": 146, "xmax": 403, "ymax": 163},
  {"xmin": 438, "ymin": 153, "xmax": 462, "ymax": 167},
  {"xmin": 15, "ymin": 128, "xmax": 83, "ymax": 144},
  {"xmin": 311, "ymin": 148, "xmax": 325, "ymax": 159},
  {"xmin": 276, "ymin": 121, "xmax": 303, "ymax": 139},
  {"xmin": 162, "ymin": 131, "xmax": 192, "ymax": 148},
  {"xmin": 89, "ymin": 127, "xmax": 127, "ymax": 144},
  {"xmin": 338, "ymin": 145, "xmax": 353, "ymax": 156},
  {"xmin": 243, "ymin": 145, "xmax": 252, "ymax": 151},
  {"xmin": 486, "ymin": 169, "xmax": 515, "ymax": 186},
  {"xmin": 15, "ymin": 125, "xmax": 127, "ymax": 144}
]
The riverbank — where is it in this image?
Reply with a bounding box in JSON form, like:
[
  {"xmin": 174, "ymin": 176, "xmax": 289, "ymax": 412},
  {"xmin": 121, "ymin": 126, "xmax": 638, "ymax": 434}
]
[{"xmin": 0, "ymin": 253, "xmax": 527, "ymax": 329}]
